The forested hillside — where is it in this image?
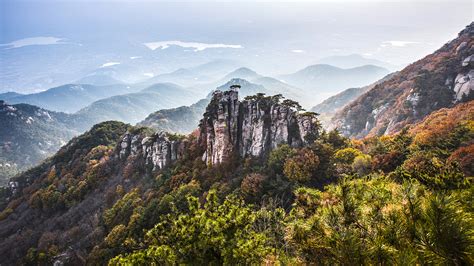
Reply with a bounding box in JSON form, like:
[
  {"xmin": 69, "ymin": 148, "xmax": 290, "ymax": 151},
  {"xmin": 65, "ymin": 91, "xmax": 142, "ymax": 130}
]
[{"xmin": 0, "ymin": 90, "xmax": 472, "ymax": 264}]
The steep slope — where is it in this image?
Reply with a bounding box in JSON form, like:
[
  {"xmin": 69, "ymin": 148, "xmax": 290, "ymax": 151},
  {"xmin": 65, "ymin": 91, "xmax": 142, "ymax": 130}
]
[
  {"xmin": 0, "ymin": 121, "xmax": 130, "ymax": 264},
  {"xmin": 2, "ymin": 84, "xmax": 141, "ymax": 113},
  {"xmin": 278, "ymin": 64, "xmax": 389, "ymax": 103},
  {"xmin": 75, "ymin": 83, "xmax": 200, "ymax": 125},
  {"xmin": 332, "ymin": 22, "xmax": 474, "ymax": 138},
  {"xmin": 0, "ymin": 101, "xmax": 79, "ymax": 186}
]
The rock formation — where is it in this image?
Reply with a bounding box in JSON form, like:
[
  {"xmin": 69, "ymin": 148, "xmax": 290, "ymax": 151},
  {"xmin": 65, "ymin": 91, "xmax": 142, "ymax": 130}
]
[
  {"xmin": 118, "ymin": 131, "xmax": 188, "ymax": 171},
  {"xmin": 118, "ymin": 89, "xmax": 320, "ymax": 170},
  {"xmin": 200, "ymin": 90, "xmax": 320, "ymax": 165}
]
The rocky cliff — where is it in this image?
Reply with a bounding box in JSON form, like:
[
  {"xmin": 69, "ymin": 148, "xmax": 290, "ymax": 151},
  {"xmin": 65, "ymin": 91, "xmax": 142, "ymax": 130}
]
[
  {"xmin": 331, "ymin": 22, "xmax": 474, "ymax": 138},
  {"xmin": 118, "ymin": 89, "xmax": 320, "ymax": 170},
  {"xmin": 199, "ymin": 89, "xmax": 320, "ymax": 165},
  {"xmin": 118, "ymin": 131, "xmax": 188, "ymax": 171}
]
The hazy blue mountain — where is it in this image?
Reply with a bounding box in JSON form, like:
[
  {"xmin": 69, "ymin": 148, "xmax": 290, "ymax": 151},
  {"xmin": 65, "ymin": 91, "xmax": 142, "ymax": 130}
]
[
  {"xmin": 0, "ymin": 92, "xmax": 23, "ymax": 101},
  {"xmin": 76, "ymin": 83, "xmax": 201, "ymax": 125},
  {"xmin": 139, "ymin": 78, "xmax": 270, "ymax": 134},
  {"xmin": 1, "ymin": 83, "xmax": 142, "ymax": 113},
  {"xmin": 317, "ymin": 54, "xmax": 398, "ymax": 70},
  {"xmin": 143, "ymin": 59, "xmax": 242, "ymax": 87},
  {"xmin": 205, "ymin": 67, "xmax": 307, "ymax": 106},
  {"xmin": 76, "ymin": 74, "xmax": 125, "ymax": 86},
  {"xmin": 279, "ymin": 64, "xmax": 390, "ymax": 103},
  {"xmin": 138, "ymin": 99, "xmax": 209, "ymax": 134},
  {"xmin": 221, "ymin": 67, "xmax": 260, "ymax": 81}
]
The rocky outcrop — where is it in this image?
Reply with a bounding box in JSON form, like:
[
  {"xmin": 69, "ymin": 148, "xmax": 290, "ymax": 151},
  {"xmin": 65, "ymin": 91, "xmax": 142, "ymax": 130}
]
[
  {"xmin": 453, "ymin": 70, "xmax": 474, "ymax": 101},
  {"xmin": 119, "ymin": 89, "xmax": 320, "ymax": 170},
  {"xmin": 118, "ymin": 131, "xmax": 188, "ymax": 171},
  {"xmin": 200, "ymin": 90, "xmax": 320, "ymax": 165}
]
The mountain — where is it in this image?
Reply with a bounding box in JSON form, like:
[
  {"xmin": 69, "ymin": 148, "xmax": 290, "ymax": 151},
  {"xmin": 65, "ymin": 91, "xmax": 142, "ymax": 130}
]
[
  {"xmin": 76, "ymin": 74, "xmax": 125, "ymax": 86},
  {"xmin": 212, "ymin": 67, "xmax": 307, "ymax": 106},
  {"xmin": 317, "ymin": 54, "xmax": 398, "ymax": 70},
  {"xmin": 279, "ymin": 64, "xmax": 390, "ymax": 103},
  {"xmin": 75, "ymin": 83, "xmax": 201, "ymax": 125},
  {"xmin": 143, "ymin": 59, "xmax": 241, "ymax": 87},
  {"xmin": 0, "ymin": 83, "xmax": 201, "ymax": 181},
  {"xmin": 331, "ymin": 22, "xmax": 474, "ymax": 138},
  {"xmin": 0, "ymin": 92, "xmax": 23, "ymax": 101},
  {"xmin": 1, "ymin": 86, "xmax": 472, "ymax": 265},
  {"xmin": 221, "ymin": 67, "xmax": 260, "ymax": 81},
  {"xmin": 0, "ymin": 89, "xmax": 321, "ymax": 264},
  {"xmin": 138, "ymin": 99, "xmax": 209, "ymax": 134},
  {"xmin": 1, "ymin": 84, "xmax": 141, "ymax": 113},
  {"xmin": 138, "ymin": 78, "xmax": 270, "ymax": 134},
  {"xmin": 0, "ymin": 101, "xmax": 79, "ymax": 186}
]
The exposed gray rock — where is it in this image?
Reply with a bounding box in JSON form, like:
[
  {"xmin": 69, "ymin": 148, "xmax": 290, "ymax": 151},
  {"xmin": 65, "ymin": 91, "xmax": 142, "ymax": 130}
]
[
  {"xmin": 119, "ymin": 89, "xmax": 320, "ymax": 170},
  {"xmin": 200, "ymin": 90, "xmax": 320, "ymax": 166},
  {"xmin": 462, "ymin": 55, "xmax": 474, "ymax": 67},
  {"xmin": 117, "ymin": 131, "xmax": 187, "ymax": 171},
  {"xmin": 453, "ymin": 70, "xmax": 474, "ymax": 101},
  {"xmin": 456, "ymin": 42, "xmax": 468, "ymax": 54}
]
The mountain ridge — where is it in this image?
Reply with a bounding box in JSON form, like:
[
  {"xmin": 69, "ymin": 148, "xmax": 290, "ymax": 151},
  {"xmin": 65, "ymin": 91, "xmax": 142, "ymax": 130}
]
[{"xmin": 331, "ymin": 22, "xmax": 474, "ymax": 138}]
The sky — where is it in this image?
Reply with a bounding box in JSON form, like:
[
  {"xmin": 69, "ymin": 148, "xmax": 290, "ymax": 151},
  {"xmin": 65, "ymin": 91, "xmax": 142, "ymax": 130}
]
[{"xmin": 0, "ymin": 0, "xmax": 473, "ymax": 92}]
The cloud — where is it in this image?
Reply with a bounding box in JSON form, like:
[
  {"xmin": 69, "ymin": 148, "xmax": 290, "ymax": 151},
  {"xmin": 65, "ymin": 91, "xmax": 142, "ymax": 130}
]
[
  {"xmin": 381, "ymin": 41, "xmax": 420, "ymax": 47},
  {"xmin": 143, "ymin": 40, "xmax": 243, "ymax": 51},
  {"xmin": 291, "ymin": 49, "xmax": 305, "ymax": 53},
  {"xmin": 130, "ymin": 56, "xmax": 142, "ymax": 59},
  {"xmin": 0, "ymin": 37, "xmax": 67, "ymax": 49},
  {"xmin": 143, "ymin": 73, "xmax": 154, "ymax": 78},
  {"xmin": 101, "ymin": 62, "xmax": 121, "ymax": 68}
]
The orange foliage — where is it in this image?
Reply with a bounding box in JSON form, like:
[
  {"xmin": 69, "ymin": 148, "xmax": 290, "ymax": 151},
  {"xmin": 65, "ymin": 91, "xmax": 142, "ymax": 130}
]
[
  {"xmin": 448, "ymin": 144, "xmax": 474, "ymax": 176},
  {"xmin": 410, "ymin": 101, "xmax": 474, "ymax": 147},
  {"xmin": 241, "ymin": 173, "xmax": 267, "ymax": 196}
]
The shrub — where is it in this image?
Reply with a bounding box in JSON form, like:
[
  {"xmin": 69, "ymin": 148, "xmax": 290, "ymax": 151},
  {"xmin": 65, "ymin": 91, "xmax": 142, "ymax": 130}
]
[
  {"xmin": 241, "ymin": 173, "xmax": 267, "ymax": 196},
  {"xmin": 284, "ymin": 148, "xmax": 320, "ymax": 182}
]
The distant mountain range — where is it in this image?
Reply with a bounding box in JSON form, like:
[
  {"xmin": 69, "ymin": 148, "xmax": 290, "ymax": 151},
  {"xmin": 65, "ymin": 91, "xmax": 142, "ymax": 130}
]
[
  {"xmin": 76, "ymin": 83, "xmax": 201, "ymax": 125},
  {"xmin": 0, "ymin": 84, "xmax": 143, "ymax": 113},
  {"xmin": 139, "ymin": 78, "xmax": 272, "ymax": 134},
  {"xmin": 316, "ymin": 54, "xmax": 399, "ymax": 70},
  {"xmin": 278, "ymin": 64, "xmax": 390, "ymax": 103},
  {"xmin": 142, "ymin": 59, "xmax": 242, "ymax": 87}
]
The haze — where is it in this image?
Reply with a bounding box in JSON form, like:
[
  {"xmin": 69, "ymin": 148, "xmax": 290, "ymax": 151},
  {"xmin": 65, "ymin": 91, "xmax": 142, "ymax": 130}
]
[{"xmin": 1, "ymin": 0, "xmax": 472, "ymax": 93}]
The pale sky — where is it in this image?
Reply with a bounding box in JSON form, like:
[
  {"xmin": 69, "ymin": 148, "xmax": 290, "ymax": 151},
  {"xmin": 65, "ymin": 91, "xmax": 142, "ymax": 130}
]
[{"xmin": 1, "ymin": 0, "xmax": 472, "ymax": 92}]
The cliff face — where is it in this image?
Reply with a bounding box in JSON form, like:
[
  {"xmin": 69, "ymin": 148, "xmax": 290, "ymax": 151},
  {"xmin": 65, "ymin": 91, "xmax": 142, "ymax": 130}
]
[
  {"xmin": 118, "ymin": 131, "xmax": 188, "ymax": 171},
  {"xmin": 117, "ymin": 90, "xmax": 320, "ymax": 170},
  {"xmin": 200, "ymin": 90, "xmax": 320, "ymax": 165},
  {"xmin": 331, "ymin": 22, "xmax": 474, "ymax": 138}
]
